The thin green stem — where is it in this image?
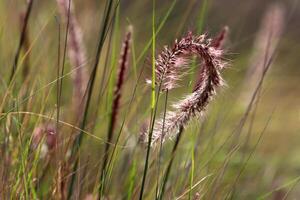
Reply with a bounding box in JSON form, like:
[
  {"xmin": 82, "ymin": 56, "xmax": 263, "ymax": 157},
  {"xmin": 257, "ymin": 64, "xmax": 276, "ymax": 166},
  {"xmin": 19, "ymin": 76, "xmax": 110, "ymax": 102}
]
[
  {"xmin": 139, "ymin": 1, "xmax": 156, "ymax": 199},
  {"xmin": 136, "ymin": 0, "xmax": 177, "ymax": 64},
  {"xmin": 158, "ymin": 126, "xmax": 184, "ymax": 200},
  {"xmin": 155, "ymin": 89, "xmax": 168, "ymax": 200}
]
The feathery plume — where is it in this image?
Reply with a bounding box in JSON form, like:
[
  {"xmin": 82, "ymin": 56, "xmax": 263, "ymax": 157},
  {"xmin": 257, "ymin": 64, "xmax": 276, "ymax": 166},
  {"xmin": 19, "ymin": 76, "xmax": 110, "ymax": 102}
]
[
  {"xmin": 211, "ymin": 26, "xmax": 229, "ymax": 50},
  {"xmin": 142, "ymin": 31, "xmax": 228, "ymax": 145},
  {"xmin": 194, "ymin": 26, "xmax": 228, "ymax": 91},
  {"xmin": 56, "ymin": 0, "xmax": 88, "ymax": 112},
  {"xmin": 155, "ymin": 33, "xmax": 205, "ymax": 91},
  {"xmin": 99, "ymin": 28, "xmax": 132, "ymax": 193},
  {"xmin": 110, "ymin": 29, "xmax": 132, "ymax": 134}
]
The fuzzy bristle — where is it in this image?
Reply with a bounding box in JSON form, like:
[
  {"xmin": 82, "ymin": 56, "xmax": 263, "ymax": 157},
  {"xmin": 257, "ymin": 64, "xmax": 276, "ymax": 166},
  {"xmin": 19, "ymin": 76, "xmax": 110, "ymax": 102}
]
[
  {"xmin": 142, "ymin": 31, "xmax": 228, "ymax": 145},
  {"xmin": 110, "ymin": 30, "xmax": 132, "ymax": 134}
]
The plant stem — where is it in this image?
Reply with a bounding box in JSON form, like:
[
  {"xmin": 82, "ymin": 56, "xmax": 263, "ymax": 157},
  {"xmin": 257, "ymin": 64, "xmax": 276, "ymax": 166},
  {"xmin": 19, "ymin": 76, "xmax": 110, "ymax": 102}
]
[
  {"xmin": 139, "ymin": 1, "xmax": 156, "ymax": 198},
  {"xmin": 9, "ymin": 0, "xmax": 34, "ymax": 83},
  {"xmin": 67, "ymin": 0, "xmax": 115, "ymax": 199},
  {"xmin": 159, "ymin": 126, "xmax": 184, "ymax": 200}
]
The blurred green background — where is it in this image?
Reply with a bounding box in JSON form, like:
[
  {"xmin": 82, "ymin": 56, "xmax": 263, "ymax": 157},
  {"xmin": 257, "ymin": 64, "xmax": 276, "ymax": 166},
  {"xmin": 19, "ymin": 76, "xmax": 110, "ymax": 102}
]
[{"xmin": 0, "ymin": 0, "xmax": 300, "ymax": 199}]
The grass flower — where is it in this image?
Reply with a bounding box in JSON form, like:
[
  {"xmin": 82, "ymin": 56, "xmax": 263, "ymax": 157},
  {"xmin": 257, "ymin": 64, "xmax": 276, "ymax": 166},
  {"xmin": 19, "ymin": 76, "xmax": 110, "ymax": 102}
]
[{"xmin": 143, "ymin": 31, "xmax": 228, "ymax": 145}]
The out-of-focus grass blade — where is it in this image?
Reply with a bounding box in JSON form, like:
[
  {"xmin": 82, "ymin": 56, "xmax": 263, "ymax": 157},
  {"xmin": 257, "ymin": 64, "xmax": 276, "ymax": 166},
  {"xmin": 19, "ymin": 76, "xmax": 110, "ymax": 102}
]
[
  {"xmin": 126, "ymin": 158, "xmax": 137, "ymax": 200},
  {"xmin": 139, "ymin": 0, "xmax": 157, "ymax": 199},
  {"xmin": 136, "ymin": 0, "xmax": 177, "ymax": 64},
  {"xmin": 107, "ymin": 6, "xmax": 120, "ymax": 113},
  {"xmin": 189, "ymin": 0, "xmax": 210, "ymax": 88}
]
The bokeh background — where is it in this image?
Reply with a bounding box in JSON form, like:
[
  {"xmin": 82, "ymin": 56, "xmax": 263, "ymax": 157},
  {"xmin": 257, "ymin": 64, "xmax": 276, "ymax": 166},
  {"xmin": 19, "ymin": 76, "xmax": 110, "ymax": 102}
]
[{"xmin": 0, "ymin": 0, "xmax": 300, "ymax": 199}]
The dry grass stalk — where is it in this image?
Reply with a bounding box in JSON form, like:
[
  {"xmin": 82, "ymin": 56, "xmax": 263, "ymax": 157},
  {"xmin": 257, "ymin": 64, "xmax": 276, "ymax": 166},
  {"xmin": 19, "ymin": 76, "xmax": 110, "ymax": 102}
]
[
  {"xmin": 56, "ymin": 0, "xmax": 88, "ymax": 112},
  {"xmin": 19, "ymin": 12, "xmax": 31, "ymax": 81},
  {"xmin": 250, "ymin": 3, "xmax": 284, "ymax": 71},
  {"xmin": 143, "ymin": 31, "xmax": 228, "ymax": 145},
  {"xmin": 9, "ymin": 0, "xmax": 34, "ymax": 83},
  {"xmin": 241, "ymin": 3, "xmax": 285, "ymax": 102}
]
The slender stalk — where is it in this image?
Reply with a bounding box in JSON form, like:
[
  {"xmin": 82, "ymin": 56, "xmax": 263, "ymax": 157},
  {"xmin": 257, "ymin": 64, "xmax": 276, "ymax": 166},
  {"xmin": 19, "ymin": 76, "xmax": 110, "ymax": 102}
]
[
  {"xmin": 56, "ymin": 1, "xmax": 72, "ymax": 196},
  {"xmin": 136, "ymin": 0, "xmax": 177, "ymax": 64},
  {"xmin": 139, "ymin": 0, "xmax": 156, "ymax": 199},
  {"xmin": 19, "ymin": 13, "xmax": 31, "ymax": 82},
  {"xmin": 55, "ymin": 16, "xmax": 65, "ymax": 200},
  {"xmin": 189, "ymin": 0, "xmax": 210, "ymax": 87},
  {"xmin": 98, "ymin": 30, "xmax": 131, "ymax": 197},
  {"xmin": 155, "ymin": 89, "xmax": 169, "ymax": 199},
  {"xmin": 158, "ymin": 126, "xmax": 184, "ymax": 200},
  {"xmin": 103, "ymin": 62, "xmax": 147, "ymax": 198},
  {"xmin": 55, "ymin": 17, "xmax": 61, "ymax": 145},
  {"xmin": 139, "ymin": 86, "xmax": 161, "ymax": 200},
  {"xmin": 59, "ymin": 0, "xmax": 71, "ymax": 111},
  {"xmin": 9, "ymin": 0, "xmax": 34, "ymax": 83},
  {"xmin": 67, "ymin": 0, "xmax": 115, "ymax": 199}
]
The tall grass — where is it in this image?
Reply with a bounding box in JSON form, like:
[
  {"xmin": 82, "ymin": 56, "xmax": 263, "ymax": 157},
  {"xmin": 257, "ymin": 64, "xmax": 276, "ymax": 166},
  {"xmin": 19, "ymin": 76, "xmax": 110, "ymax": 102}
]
[
  {"xmin": 67, "ymin": 0, "xmax": 117, "ymax": 198},
  {"xmin": 1, "ymin": 0, "xmax": 298, "ymax": 199}
]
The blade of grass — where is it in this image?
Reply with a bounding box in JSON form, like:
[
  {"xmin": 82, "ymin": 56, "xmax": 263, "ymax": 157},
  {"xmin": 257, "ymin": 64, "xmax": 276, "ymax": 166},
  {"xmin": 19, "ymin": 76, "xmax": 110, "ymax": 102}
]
[
  {"xmin": 0, "ymin": 9, "xmax": 57, "ymax": 118},
  {"xmin": 226, "ymin": 109, "xmax": 274, "ymax": 200},
  {"xmin": 131, "ymin": 30, "xmax": 138, "ymax": 80},
  {"xmin": 67, "ymin": 0, "xmax": 116, "ymax": 198},
  {"xmin": 139, "ymin": 0, "xmax": 157, "ymax": 198},
  {"xmin": 188, "ymin": 143, "xmax": 195, "ymax": 200},
  {"xmin": 106, "ymin": 6, "xmax": 120, "ymax": 112},
  {"xmin": 197, "ymin": 0, "xmax": 210, "ymax": 34},
  {"xmin": 155, "ymin": 89, "xmax": 168, "ymax": 199},
  {"xmin": 126, "ymin": 158, "xmax": 137, "ymax": 200},
  {"xmin": 189, "ymin": 0, "xmax": 210, "ymax": 88},
  {"xmin": 59, "ymin": 0, "xmax": 71, "ymax": 111},
  {"xmin": 9, "ymin": 0, "xmax": 34, "ymax": 83},
  {"xmin": 136, "ymin": 0, "xmax": 177, "ymax": 64},
  {"xmin": 158, "ymin": 126, "xmax": 184, "ymax": 200},
  {"xmin": 90, "ymin": 20, "xmax": 114, "ymax": 133},
  {"xmin": 98, "ymin": 29, "xmax": 131, "ymax": 197},
  {"xmin": 258, "ymin": 176, "xmax": 300, "ymax": 200},
  {"xmin": 175, "ymin": 174, "xmax": 213, "ymax": 200},
  {"xmin": 101, "ymin": 57, "xmax": 145, "ymax": 195}
]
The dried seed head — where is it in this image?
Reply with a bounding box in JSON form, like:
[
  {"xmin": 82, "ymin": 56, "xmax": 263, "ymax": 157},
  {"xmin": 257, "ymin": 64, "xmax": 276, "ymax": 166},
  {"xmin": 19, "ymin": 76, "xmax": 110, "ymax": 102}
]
[
  {"xmin": 211, "ymin": 26, "xmax": 229, "ymax": 49},
  {"xmin": 155, "ymin": 33, "xmax": 208, "ymax": 91},
  {"xmin": 110, "ymin": 29, "xmax": 131, "ymax": 135},
  {"xmin": 141, "ymin": 30, "xmax": 228, "ymax": 145}
]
